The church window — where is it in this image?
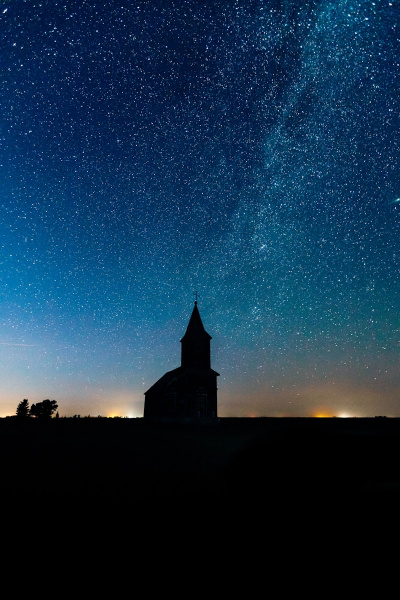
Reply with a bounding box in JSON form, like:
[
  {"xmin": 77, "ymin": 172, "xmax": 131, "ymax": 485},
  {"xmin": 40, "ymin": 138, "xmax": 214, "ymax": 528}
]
[
  {"xmin": 196, "ymin": 387, "xmax": 207, "ymax": 417},
  {"xmin": 166, "ymin": 379, "xmax": 177, "ymax": 413}
]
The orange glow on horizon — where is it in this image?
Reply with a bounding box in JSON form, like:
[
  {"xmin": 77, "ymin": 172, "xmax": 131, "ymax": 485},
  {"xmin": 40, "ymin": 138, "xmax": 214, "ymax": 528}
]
[{"xmin": 314, "ymin": 412, "xmax": 335, "ymax": 418}]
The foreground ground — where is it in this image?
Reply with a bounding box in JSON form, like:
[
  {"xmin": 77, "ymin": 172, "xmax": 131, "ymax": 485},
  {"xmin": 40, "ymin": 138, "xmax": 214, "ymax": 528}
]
[{"xmin": 2, "ymin": 416, "xmax": 400, "ymax": 512}]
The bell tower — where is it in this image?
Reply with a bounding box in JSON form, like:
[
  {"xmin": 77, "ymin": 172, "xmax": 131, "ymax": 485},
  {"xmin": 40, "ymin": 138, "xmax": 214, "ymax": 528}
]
[{"xmin": 180, "ymin": 300, "xmax": 211, "ymax": 369}]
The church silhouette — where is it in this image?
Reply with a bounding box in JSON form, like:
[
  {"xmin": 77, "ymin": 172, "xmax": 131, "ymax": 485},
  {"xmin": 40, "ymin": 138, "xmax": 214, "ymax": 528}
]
[{"xmin": 144, "ymin": 301, "xmax": 219, "ymax": 421}]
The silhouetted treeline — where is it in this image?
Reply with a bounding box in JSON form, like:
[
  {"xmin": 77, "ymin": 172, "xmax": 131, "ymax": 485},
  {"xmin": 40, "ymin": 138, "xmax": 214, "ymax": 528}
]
[{"xmin": 16, "ymin": 398, "xmax": 58, "ymax": 419}]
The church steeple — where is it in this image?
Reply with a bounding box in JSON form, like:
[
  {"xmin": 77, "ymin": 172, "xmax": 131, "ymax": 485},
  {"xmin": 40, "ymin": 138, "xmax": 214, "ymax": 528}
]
[{"xmin": 180, "ymin": 301, "xmax": 212, "ymax": 369}]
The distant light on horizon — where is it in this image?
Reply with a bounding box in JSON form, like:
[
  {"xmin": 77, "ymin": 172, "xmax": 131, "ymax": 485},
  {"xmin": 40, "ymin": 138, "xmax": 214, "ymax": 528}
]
[{"xmin": 314, "ymin": 413, "xmax": 335, "ymax": 418}]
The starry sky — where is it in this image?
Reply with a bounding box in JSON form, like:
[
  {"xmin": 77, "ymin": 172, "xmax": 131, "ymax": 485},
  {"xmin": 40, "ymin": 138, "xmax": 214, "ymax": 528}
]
[{"xmin": 1, "ymin": 0, "xmax": 399, "ymax": 418}]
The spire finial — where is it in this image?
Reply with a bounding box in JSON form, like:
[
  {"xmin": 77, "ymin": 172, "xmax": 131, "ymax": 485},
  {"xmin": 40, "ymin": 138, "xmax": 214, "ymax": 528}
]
[{"xmin": 194, "ymin": 290, "xmax": 199, "ymax": 305}]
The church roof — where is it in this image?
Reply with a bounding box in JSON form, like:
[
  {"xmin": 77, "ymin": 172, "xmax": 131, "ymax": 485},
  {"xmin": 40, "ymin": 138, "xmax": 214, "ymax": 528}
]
[
  {"xmin": 144, "ymin": 367, "xmax": 182, "ymax": 396},
  {"xmin": 144, "ymin": 365, "xmax": 219, "ymax": 396},
  {"xmin": 180, "ymin": 301, "xmax": 212, "ymax": 342}
]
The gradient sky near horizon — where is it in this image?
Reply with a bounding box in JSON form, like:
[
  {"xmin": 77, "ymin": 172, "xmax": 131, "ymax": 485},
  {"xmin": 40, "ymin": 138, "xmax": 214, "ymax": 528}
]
[{"xmin": 1, "ymin": 0, "xmax": 399, "ymax": 418}]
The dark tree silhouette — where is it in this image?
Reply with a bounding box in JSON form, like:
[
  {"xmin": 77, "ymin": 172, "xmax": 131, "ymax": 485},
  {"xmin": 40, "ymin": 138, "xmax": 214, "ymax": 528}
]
[
  {"xmin": 30, "ymin": 399, "xmax": 58, "ymax": 419},
  {"xmin": 16, "ymin": 399, "xmax": 30, "ymax": 418}
]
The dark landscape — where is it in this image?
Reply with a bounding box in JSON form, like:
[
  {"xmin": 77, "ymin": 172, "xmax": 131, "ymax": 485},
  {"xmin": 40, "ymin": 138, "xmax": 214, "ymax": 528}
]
[{"xmin": 2, "ymin": 416, "xmax": 400, "ymax": 511}]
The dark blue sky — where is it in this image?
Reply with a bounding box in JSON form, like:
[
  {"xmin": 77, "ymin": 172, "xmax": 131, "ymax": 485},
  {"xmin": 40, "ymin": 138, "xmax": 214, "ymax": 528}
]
[{"xmin": 1, "ymin": 0, "xmax": 399, "ymax": 417}]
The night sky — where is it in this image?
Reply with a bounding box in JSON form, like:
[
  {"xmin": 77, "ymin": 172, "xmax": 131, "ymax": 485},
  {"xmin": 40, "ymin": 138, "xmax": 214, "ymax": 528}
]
[{"xmin": 1, "ymin": 0, "xmax": 399, "ymax": 418}]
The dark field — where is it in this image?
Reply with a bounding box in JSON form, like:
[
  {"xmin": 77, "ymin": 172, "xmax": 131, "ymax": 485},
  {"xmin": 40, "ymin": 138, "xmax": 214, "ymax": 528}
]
[{"xmin": 2, "ymin": 416, "xmax": 400, "ymax": 511}]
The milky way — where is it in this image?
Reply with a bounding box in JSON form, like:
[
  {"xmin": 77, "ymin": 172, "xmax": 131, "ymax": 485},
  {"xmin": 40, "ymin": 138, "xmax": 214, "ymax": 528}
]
[{"xmin": 1, "ymin": 0, "xmax": 399, "ymax": 417}]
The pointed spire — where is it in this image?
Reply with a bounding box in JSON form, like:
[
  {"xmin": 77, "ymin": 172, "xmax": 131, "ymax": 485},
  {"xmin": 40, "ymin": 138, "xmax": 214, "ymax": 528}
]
[
  {"xmin": 182, "ymin": 301, "xmax": 211, "ymax": 341},
  {"xmin": 181, "ymin": 300, "xmax": 212, "ymax": 368}
]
